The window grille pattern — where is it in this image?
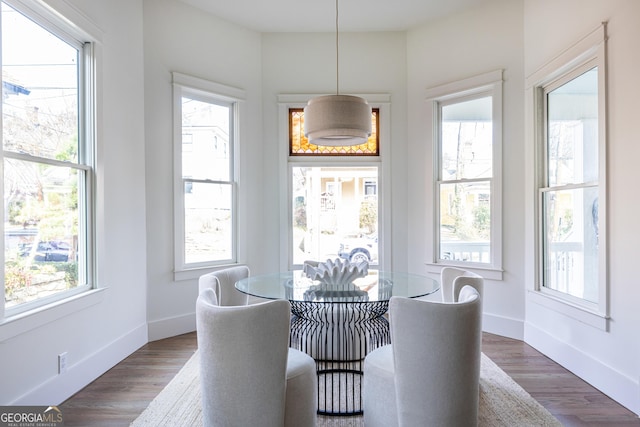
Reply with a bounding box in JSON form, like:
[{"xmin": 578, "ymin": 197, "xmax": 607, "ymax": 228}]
[{"xmin": 289, "ymin": 108, "xmax": 379, "ymax": 156}]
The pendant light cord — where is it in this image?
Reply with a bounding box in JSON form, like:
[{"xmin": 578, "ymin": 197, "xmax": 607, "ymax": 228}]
[{"xmin": 335, "ymin": 0, "xmax": 339, "ymax": 95}]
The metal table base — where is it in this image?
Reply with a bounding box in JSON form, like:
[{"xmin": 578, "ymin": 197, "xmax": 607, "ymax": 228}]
[{"xmin": 289, "ymin": 300, "xmax": 390, "ymax": 416}]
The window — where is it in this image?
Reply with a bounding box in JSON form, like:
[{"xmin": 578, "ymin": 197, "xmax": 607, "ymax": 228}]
[
  {"xmin": 527, "ymin": 24, "xmax": 607, "ymax": 319},
  {"xmin": 364, "ymin": 179, "xmax": 377, "ymax": 197},
  {"xmin": 542, "ymin": 68, "xmax": 599, "ymax": 302},
  {"xmin": 2, "ymin": 1, "xmax": 95, "ymax": 315},
  {"xmin": 173, "ymin": 73, "xmax": 244, "ymax": 274},
  {"xmin": 287, "ymin": 107, "xmax": 381, "ymax": 267},
  {"xmin": 281, "ymin": 95, "xmax": 389, "ymax": 271},
  {"xmin": 426, "ymin": 71, "xmax": 503, "ymax": 273},
  {"xmin": 289, "ymin": 108, "xmax": 379, "ymax": 156}
]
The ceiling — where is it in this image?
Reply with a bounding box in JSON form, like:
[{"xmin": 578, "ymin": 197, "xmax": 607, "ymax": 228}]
[{"xmin": 176, "ymin": 0, "xmax": 489, "ymax": 33}]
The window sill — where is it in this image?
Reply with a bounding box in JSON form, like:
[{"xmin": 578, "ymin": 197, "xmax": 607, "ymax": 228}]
[
  {"xmin": 0, "ymin": 287, "xmax": 106, "ymax": 342},
  {"xmin": 424, "ymin": 262, "xmax": 503, "ymax": 281},
  {"xmin": 527, "ymin": 289, "xmax": 609, "ymax": 331},
  {"xmin": 174, "ymin": 263, "xmax": 245, "ymax": 282}
]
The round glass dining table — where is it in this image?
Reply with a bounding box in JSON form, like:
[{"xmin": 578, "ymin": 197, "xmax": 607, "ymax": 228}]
[
  {"xmin": 236, "ymin": 270, "xmax": 439, "ymax": 416},
  {"xmin": 235, "ymin": 269, "xmax": 439, "ymax": 302}
]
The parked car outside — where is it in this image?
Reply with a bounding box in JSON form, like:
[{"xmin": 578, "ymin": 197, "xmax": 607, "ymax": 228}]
[
  {"xmin": 338, "ymin": 232, "xmax": 378, "ymax": 264},
  {"xmin": 19, "ymin": 240, "xmax": 70, "ymax": 262}
]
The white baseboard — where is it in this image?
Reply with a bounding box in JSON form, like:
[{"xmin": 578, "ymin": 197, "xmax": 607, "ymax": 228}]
[
  {"xmin": 483, "ymin": 312, "xmax": 524, "ymax": 340},
  {"xmin": 525, "ymin": 322, "xmax": 640, "ymax": 416},
  {"xmin": 11, "ymin": 323, "xmax": 148, "ymax": 406},
  {"xmin": 147, "ymin": 312, "xmax": 196, "ymax": 342}
]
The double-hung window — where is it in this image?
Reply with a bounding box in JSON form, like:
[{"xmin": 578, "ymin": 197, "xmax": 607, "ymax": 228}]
[
  {"xmin": 2, "ymin": 0, "xmax": 95, "ymax": 316},
  {"xmin": 172, "ymin": 73, "xmax": 243, "ymax": 276},
  {"xmin": 426, "ymin": 71, "xmax": 503, "ymax": 276},
  {"xmin": 526, "ymin": 24, "xmax": 608, "ymax": 322}
]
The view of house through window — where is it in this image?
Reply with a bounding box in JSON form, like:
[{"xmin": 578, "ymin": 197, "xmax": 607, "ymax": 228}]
[
  {"xmin": 3, "ymin": 1, "xmax": 91, "ymax": 310},
  {"xmin": 542, "ymin": 67, "xmax": 599, "ymax": 302},
  {"xmin": 438, "ymin": 96, "xmax": 493, "ymax": 264},
  {"xmin": 292, "ymin": 166, "xmax": 378, "ymax": 266}
]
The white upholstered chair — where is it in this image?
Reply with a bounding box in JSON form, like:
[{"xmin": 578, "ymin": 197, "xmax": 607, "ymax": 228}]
[
  {"xmin": 196, "ymin": 289, "xmax": 317, "ymax": 427},
  {"xmin": 440, "ymin": 266, "xmax": 484, "ymax": 303},
  {"xmin": 198, "ymin": 265, "xmax": 249, "ymax": 306},
  {"xmin": 363, "ymin": 286, "xmax": 483, "ymax": 427}
]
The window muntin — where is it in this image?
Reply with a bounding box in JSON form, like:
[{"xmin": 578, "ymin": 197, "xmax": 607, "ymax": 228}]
[
  {"xmin": 437, "ymin": 94, "xmax": 493, "ymax": 265},
  {"xmin": 291, "ymin": 166, "xmax": 379, "ymax": 266},
  {"xmin": 175, "ymin": 87, "xmax": 237, "ymax": 269},
  {"xmin": 541, "ymin": 66, "xmax": 599, "ymax": 302},
  {"xmin": 289, "ymin": 108, "xmax": 379, "ymax": 156},
  {"xmin": 2, "ymin": 1, "xmax": 93, "ymax": 313}
]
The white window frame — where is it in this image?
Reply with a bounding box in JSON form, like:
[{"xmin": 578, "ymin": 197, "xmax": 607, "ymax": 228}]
[
  {"xmin": 0, "ymin": 0, "xmax": 99, "ymax": 322},
  {"xmin": 277, "ymin": 94, "xmax": 392, "ymax": 272},
  {"xmin": 525, "ymin": 24, "xmax": 608, "ymax": 328},
  {"xmin": 425, "ymin": 70, "xmax": 504, "ymax": 281},
  {"xmin": 172, "ymin": 73, "xmax": 245, "ymax": 281}
]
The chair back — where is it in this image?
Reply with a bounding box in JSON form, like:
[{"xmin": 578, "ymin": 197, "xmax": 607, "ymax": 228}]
[
  {"xmin": 390, "ymin": 286, "xmax": 482, "ymax": 427},
  {"xmin": 440, "ymin": 266, "xmax": 484, "ymax": 303},
  {"xmin": 196, "ymin": 289, "xmax": 291, "ymax": 427},
  {"xmin": 198, "ymin": 265, "xmax": 249, "ymax": 306}
]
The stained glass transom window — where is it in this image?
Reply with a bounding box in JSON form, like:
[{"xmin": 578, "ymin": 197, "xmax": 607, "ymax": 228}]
[{"xmin": 289, "ymin": 108, "xmax": 379, "ymax": 156}]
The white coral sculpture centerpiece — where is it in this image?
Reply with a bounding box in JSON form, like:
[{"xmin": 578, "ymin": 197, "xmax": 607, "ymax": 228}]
[{"xmin": 304, "ymin": 257, "xmax": 368, "ymax": 286}]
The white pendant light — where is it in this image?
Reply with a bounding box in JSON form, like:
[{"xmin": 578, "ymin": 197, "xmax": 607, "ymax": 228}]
[{"xmin": 304, "ymin": 0, "xmax": 372, "ymax": 146}]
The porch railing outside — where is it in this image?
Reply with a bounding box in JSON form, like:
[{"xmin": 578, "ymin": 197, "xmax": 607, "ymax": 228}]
[{"xmin": 441, "ymin": 241, "xmax": 490, "ymax": 263}]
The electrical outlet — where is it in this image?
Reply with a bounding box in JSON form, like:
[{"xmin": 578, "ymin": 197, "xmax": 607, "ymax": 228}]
[{"xmin": 58, "ymin": 352, "xmax": 68, "ymax": 374}]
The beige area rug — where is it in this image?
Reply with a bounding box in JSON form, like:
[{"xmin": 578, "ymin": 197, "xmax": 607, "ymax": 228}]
[{"xmin": 131, "ymin": 351, "xmax": 561, "ymax": 427}]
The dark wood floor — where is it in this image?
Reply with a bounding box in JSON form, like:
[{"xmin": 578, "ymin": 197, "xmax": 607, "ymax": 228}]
[{"xmin": 60, "ymin": 331, "xmax": 639, "ymax": 426}]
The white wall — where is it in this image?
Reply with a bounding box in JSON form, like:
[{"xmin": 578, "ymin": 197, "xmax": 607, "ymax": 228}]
[
  {"xmin": 143, "ymin": 0, "xmax": 264, "ymax": 340},
  {"xmin": 523, "ymin": 0, "xmax": 640, "ymax": 415},
  {"xmin": 406, "ymin": 0, "xmax": 526, "ymax": 339},
  {"xmin": 0, "ymin": 0, "xmax": 148, "ymax": 405}
]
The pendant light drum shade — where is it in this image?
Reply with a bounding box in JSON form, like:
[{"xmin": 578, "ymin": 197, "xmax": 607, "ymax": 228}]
[{"xmin": 304, "ymin": 94, "xmax": 372, "ymax": 146}]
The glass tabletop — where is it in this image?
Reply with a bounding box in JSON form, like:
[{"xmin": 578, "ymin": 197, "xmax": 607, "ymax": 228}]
[{"xmin": 235, "ymin": 270, "xmax": 439, "ymax": 303}]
